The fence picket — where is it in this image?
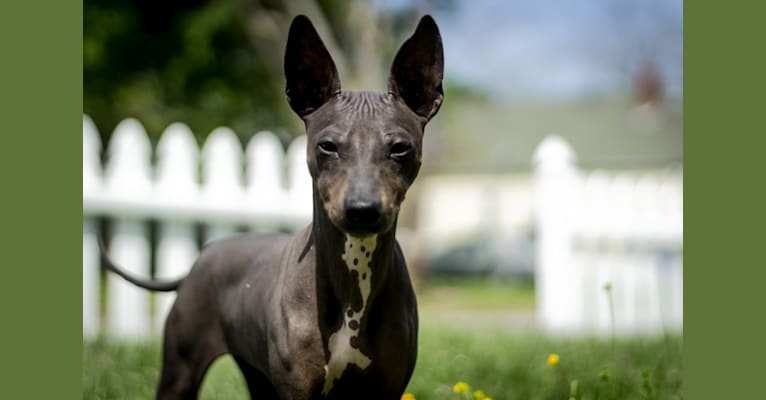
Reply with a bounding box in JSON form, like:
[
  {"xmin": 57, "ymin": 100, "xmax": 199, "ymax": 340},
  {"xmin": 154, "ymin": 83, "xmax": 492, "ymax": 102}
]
[
  {"xmin": 83, "ymin": 115, "xmax": 102, "ymax": 194},
  {"xmin": 595, "ymin": 253, "xmax": 613, "ymax": 334},
  {"xmin": 83, "ymin": 116, "xmax": 101, "ymax": 337},
  {"xmin": 104, "ymin": 119, "xmax": 153, "ymax": 339},
  {"xmin": 246, "ymin": 131, "xmax": 285, "ymax": 230},
  {"xmin": 202, "ymin": 127, "xmax": 243, "ymax": 242},
  {"xmin": 155, "ymin": 123, "xmax": 200, "ymax": 334},
  {"xmin": 286, "ymin": 135, "xmax": 312, "ymax": 214}
]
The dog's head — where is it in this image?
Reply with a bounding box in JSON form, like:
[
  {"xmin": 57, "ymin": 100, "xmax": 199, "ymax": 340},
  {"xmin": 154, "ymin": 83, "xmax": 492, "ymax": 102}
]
[{"xmin": 284, "ymin": 15, "xmax": 443, "ymax": 237}]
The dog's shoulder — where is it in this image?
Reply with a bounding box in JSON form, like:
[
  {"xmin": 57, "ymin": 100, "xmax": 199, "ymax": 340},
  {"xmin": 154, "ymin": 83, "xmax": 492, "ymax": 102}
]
[{"xmin": 192, "ymin": 232, "xmax": 289, "ymax": 270}]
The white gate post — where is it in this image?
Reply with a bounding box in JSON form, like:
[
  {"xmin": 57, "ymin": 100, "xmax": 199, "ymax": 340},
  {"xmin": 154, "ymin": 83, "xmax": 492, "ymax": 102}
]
[
  {"xmin": 154, "ymin": 122, "xmax": 200, "ymax": 335},
  {"xmin": 105, "ymin": 118, "xmax": 153, "ymax": 339},
  {"xmin": 83, "ymin": 115, "xmax": 101, "ymax": 338},
  {"xmin": 533, "ymin": 134, "xmax": 582, "ymax": 335}
]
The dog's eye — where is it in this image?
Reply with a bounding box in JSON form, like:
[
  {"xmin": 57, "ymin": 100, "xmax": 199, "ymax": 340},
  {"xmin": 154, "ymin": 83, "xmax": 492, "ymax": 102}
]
[
  {"xmin": 389, "ymin": 142, "xmax": 413, "ymax": 160},
  {"xmin": 317, "ymin": 141, "xmax": 338, "ymax": 155}
]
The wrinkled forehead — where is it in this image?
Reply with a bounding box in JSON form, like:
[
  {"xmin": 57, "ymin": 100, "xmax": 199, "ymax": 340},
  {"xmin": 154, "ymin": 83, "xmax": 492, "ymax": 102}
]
[{"xmin": 305, "ymin": 91, "xmax": 424, "ymax": 139}]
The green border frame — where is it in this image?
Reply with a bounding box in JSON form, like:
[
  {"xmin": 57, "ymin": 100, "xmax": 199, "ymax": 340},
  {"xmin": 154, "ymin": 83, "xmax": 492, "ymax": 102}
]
[
  {"xmin": 3, "ymin": 1, "xmax": 765, "ymax": 397},
  {"xmin": 1, "ymin": 2, "xmax": 82, "ymax": 398},
  {"xmin": 685, "ymin": 1, "xmax": 766, "ymax": 398}
]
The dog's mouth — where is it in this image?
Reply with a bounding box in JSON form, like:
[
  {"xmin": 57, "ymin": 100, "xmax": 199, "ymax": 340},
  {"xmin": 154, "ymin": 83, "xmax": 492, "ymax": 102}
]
[
  {"xmin": 326, "ymin": 203, "xmax": 396, "ymax": 238},
  {"xmin": 340, "ymin": 220, "xmax": 388, "ymax": 238}
]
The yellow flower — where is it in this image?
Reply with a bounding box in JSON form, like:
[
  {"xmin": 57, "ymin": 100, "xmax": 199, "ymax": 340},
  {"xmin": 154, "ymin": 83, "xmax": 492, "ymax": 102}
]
[
  {"xmin": 547, "ymin": 353, "xmax": 560, "ymax": 366},
  {"xmin": 473, "ymin": 389, "xmax": 485, "ymax": 400},
  {"xmin": 401, "ymin": 393, "xmax": 416, "ymax": 400},
  {"xmin": 484, "ymin": 398, "xmax": 493, "ymax": 400},
  {"xmin": 453, "ymin": 382, "xmax": 469, "ymax": 393}
]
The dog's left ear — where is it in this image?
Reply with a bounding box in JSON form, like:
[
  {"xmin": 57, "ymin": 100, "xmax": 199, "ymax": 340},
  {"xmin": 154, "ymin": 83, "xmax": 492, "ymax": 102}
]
[
  {"xmin": 284, "ymin": 15, "xmax": 341, "ymax": 118},
  {"xmin": 388, "ymin": 15, "xmax": 444, "ymax": 121}
]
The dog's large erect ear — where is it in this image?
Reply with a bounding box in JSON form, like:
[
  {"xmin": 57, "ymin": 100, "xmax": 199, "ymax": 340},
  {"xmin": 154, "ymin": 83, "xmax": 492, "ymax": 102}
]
[
  {"xmin": 388, "ymin": 15, "xmax": 444, "ymax": 121},
  {"xmin": 284, "ymin": 15, "xmax": 341, "ymax": 117}
]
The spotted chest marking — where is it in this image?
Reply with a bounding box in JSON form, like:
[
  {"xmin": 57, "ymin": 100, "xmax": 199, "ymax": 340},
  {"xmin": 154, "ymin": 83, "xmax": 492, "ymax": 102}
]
[{"xmin": 322, "ymin": 234, "xmax": 377, "ymax": 396}]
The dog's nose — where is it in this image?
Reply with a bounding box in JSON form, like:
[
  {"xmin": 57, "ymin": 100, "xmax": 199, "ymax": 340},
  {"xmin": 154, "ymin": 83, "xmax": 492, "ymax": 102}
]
[{"xmin": 344, "ymin": 199, "xmax": 383, "ymax": 229}]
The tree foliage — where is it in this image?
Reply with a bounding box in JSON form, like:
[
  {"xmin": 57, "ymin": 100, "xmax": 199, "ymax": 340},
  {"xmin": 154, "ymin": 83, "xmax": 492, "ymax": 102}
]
[
  {"xmin": 85, "ymin": 0, "xmax": 316, "ymax": 144},
  {"xmin": 84, "ymin": 0, "xmax": 436, "ymax": 146}
]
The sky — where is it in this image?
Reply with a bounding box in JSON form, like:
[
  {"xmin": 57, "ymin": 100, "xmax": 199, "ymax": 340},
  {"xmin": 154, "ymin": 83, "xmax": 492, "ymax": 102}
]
[{"xmin": 380, "ymin": 0, "xmax": 683, "ymax": 101}]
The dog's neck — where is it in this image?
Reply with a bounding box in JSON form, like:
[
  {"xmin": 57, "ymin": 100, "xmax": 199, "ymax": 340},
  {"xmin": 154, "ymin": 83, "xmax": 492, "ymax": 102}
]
[
  {"xmin": 309, "ymin": 190, "xmax": 397, "ymax": 328},
  {"xmin": 307, "ymin": 189, "xmax": 399, "ymax": 394}
]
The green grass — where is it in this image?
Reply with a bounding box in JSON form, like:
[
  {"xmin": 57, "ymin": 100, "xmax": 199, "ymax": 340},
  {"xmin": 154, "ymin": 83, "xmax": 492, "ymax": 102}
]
[
  {"xmin": 416, "ymin": 277, "xmax": 537, "ymax": 311},
  {"xmin": 83, "ymin": 339, "xmax": 249, "ymax": 400},
  {"xmin": 83, "ymin": 326, "xmax": 681, "ymax": 400},
  {"xmin": 84, "ymin": 279, "xmax": 681, "ymax": 399},
  {"xmin": 408, "ymin": 323, "xmax": 681, "ymax": 400}
]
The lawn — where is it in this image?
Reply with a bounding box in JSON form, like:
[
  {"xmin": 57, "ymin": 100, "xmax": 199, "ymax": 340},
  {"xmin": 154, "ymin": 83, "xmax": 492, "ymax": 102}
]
[
  {"xmin": 83, "ymin": 327, "xmax": 681, "ymax": 400},
  {"xmin": 415, "ymin": 277, "xmax": 537, "ymax": 311},
  {"xmin": 405, "ymin": 322, "xmax": 681, "ymax": 400},
  {"xmin": 83, "ymin": 278, "xmax": 682, "ymax": 399}
]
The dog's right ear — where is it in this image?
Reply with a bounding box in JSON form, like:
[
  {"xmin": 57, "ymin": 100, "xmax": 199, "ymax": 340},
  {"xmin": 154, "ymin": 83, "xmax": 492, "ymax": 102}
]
[
  {"xmin": 284, "ymin": 15, "xmax": 341, "ymax": 118},
  {"xmin": 388, "ymin": 15, "xmax": 444, "ymax": 121}
]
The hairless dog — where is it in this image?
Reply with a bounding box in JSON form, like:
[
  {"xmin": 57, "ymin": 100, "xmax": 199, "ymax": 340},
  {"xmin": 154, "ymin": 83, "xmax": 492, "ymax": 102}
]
[{"xmin": 101, "ymin": 14, "xmax": 444, "ymax": 399}]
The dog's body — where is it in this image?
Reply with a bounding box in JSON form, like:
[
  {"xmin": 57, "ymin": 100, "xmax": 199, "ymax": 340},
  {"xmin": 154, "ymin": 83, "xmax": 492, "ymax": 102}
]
[{"xmin": 102, "ymin": 15, "xmax": 444, "ymax": 400}]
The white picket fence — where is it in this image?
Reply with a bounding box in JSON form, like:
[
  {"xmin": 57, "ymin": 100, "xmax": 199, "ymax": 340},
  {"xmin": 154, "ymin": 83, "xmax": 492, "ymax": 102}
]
[
  {"xmin": 83, "ymin": 114, "xmax": 682, "ymax": 339},
  {"xmin": 533, "ymin": 134, "xmax": 683, "ymax": 336},
  {"xmin": 82, "ymin": 115, "xmax": 313, "ymax": 339}
]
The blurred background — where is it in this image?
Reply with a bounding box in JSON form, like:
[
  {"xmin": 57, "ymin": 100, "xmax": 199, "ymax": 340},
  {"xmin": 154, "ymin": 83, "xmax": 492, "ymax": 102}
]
[{"xmin": 83, "ymin": 0, "xmax": 683, "ymax": 398}]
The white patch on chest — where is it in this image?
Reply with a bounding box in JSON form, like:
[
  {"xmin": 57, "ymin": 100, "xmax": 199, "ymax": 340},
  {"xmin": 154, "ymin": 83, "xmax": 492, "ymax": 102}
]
[{"xmin": 322, "ymin": 234, "xmax": 377, "ymax": 396}]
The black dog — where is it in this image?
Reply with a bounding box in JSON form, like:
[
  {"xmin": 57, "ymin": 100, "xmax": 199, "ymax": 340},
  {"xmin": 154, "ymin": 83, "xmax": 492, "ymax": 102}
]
[{"xmin": 102, "ymin": 14, "xmax": 443, "ymax": 399}]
